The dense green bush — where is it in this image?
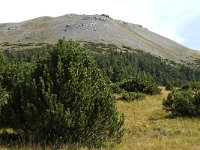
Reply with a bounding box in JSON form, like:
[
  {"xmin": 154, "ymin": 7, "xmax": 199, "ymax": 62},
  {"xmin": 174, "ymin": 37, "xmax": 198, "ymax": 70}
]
[
  {"xmin": 119, "ymin": 72, "xmax": 161, "ymax": 95},
  {"xmin": 181, "ymin": 84, "xmax": 191, "ymax": 90},
  {"xmin": 110, "ymin": 84, "xmax": 124, "ymax": 94},
  {"xmin": 0, "ymin": 40, "xmax": 124, "ymax": 147},
  {"xmin": 165, "ymin": 82, "xmax": 174, "ymax": 91},
  {"xmin": 0, "ymin": 51, "xmax": 35, "ymax": 92},
  {"xmin": 181, "ymin": 82, "xmax": 200, "ymax": 91},
  {"xmin": 163, "ymin": 88, "xmax": 200, "ymax": 117},
  {"xmin": 118, "ymin": 92, "xmax": 145, "ymax": 102},
  {"xmin": 191, "ymin": 82, "xmax": 200, "ymax": 90}
]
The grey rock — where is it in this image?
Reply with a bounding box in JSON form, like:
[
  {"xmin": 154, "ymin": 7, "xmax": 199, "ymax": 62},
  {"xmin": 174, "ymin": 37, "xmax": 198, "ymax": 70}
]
[{"xmin": 0, "ymin": 14, "xmax": 200, "ymax": 64}]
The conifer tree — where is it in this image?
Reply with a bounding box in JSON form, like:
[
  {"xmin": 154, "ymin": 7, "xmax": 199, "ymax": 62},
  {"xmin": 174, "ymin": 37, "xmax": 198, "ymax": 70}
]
[{"xmin": 0, "ymin": 40, "xmax": 124, "ymax": 147}]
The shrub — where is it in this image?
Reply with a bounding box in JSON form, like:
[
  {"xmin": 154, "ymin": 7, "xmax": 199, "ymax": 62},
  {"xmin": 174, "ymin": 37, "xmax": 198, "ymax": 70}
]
[
  {"xmin": 163, "ymin": 88, "xmax": 200, "ymax": 117},
  {"xmin": 181, "ymin": 84, "xmax": 191, "ymax": 90},
  {"xmin": 0, "ymin": 40, "xmax": 124, "ymax": 147},
  {"xmin": 192, "ymin": 82, "xmax": 200, "ymax": 91},
  {"xmin": 0, "ymin": 51, "xmax": 35, "ymax": 92},
  {"xmin": 119, "ymin": 72, "xmax": 161, "ymax": 95},
  {"xmin": 163, "ymin": 90, "xmax": 195, "ymax": 116},
  {"xmin": 118, "ymin": 92, "xmax": 145, "ymax": 102},
  {"xmin": 110, "ymin": 84, "xmax": 124, "ymax": 94},
  {"xmin": 165, "ymin": 82, "xmax": 174, "ymax": 91},
  {"xmin": 181, "ymin": 82, "xmax": 200, "ymax": 91}
]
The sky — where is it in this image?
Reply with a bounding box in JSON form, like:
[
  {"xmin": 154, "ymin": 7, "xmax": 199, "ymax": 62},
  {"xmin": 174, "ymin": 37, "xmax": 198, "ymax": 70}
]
[{"xmin": 0, "ymin": 0, "xmax": 200, "ymax": 50}]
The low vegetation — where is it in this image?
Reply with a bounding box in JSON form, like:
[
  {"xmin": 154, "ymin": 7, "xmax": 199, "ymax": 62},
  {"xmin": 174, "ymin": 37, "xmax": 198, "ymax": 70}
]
[
  {"xmin": 163, "ymin": 82, "xmax": 200, "ymax": 117},
  {"xmin": 118, "ymin": 92, "xmax": 145, "ymax": 102},
  {"xmin": 2, "ymin": 88, "xmax": 200, "ymax": 149},
  {"xmin": 165, "ymin": 82, "xmax": 174, "ymax": 91},
  {"xmin": 0, "ymin": 40, "xmax": 124, "ymax": 148},
  {"xmin": 115, "ymin": 88, "xmax": 200, "ymax": 150},
  {"xmin": 118, "ymin": 73, "xmax": 161, "ymax": 95},
  {"xmin": 0, "ymin": 41, "xmax": 200, "ymax": 149}
]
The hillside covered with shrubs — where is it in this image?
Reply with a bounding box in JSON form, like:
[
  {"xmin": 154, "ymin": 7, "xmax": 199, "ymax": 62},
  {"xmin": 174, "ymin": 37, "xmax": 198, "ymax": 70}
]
[{"xmin": 0, "ymin": 40, "xmax": 200, "ymax": 149}]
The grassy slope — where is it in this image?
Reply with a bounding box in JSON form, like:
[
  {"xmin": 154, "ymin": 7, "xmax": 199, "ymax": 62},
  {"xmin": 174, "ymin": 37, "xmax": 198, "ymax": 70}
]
[
  {"xmin": 1, "ymin": 88, "xmax": 200, "ymax": 150},
  {"xmin": 115, "ymin": 88, "xmax": 200, "ymax": 150}
]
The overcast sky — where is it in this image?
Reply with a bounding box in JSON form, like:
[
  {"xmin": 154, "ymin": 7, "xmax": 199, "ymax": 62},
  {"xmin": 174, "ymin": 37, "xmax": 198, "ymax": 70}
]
[{"xmin": 0, "ymin": 0, "xmax": 200, "ymax": 50}]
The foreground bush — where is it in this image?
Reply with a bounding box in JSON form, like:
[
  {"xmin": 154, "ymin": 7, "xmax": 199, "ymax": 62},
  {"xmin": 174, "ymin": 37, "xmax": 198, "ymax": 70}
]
[
  {"xmin": 163, "ymin": 88, "xmax": 200, "ymax": 117},
  {"xmin": 0, "ymin": 40, "xmax": 124, "ymax": 147}
]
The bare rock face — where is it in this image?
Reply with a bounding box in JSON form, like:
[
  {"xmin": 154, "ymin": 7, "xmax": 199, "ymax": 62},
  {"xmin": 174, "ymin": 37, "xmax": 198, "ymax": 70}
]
[{"xmin": 0, "ymin": 14, "xmax": 200, "ymax": 63}]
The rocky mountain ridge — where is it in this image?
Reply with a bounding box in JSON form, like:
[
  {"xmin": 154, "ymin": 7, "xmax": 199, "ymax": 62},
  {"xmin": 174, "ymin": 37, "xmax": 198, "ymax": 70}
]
[{"xmin": 0, "ymin": 14, "xmax": 200, "ymax": 64}]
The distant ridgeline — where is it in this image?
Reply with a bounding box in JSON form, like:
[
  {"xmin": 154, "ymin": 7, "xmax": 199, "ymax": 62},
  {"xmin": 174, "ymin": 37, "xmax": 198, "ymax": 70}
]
[{"xmin": 1, "ymin": 41, "xmax": 200, "ymax": 87}]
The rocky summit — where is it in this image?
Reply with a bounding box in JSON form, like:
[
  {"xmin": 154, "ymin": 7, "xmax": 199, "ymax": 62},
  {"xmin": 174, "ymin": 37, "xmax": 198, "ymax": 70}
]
[{"xmin": 0, "ymin": 14, "xmax": 200, "ymax": 63}]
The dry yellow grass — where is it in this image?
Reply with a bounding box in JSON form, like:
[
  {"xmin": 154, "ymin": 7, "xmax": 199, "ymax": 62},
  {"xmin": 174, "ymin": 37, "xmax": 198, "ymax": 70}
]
[
  {"xmin": 114, "ymin": 88, "xmax": 200, "ymax": 150},
  {"xmin": 2, "ymin": 88, "xmax": 200, "ymax": 150}
]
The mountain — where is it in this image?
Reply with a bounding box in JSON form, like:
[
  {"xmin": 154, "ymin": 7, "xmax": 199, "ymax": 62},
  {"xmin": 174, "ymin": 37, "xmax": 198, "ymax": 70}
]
[{"xmin": 0, "ymin": 14, "xmax": 200, "ymax": 64}]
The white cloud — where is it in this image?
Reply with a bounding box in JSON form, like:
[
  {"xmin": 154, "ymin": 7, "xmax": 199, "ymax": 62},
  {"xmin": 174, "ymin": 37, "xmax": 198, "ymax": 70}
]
[
  {"xmin": 152, "ymin": 26, "xmax": 186, "ymax": 43},
  {"xmin": 146, "ymin": 0, "xmax": 200, "ymax": 43}
]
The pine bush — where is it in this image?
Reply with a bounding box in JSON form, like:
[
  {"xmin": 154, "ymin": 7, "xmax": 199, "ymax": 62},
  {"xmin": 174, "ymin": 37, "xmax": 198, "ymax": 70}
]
[
  {"xmin": 0, "ymin": 40, "xmax": 124, "ymax": 147},
  {"xmin": 163, "ymin": 87, "xmax": 200, "ymax": 117},
  {"xmin": 119, "ymin": 72, "xmax": 161, "ymax": 95},
  {"xmin": 118, "ymin": 92, "xmax": 145, "ymax": 102}
]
